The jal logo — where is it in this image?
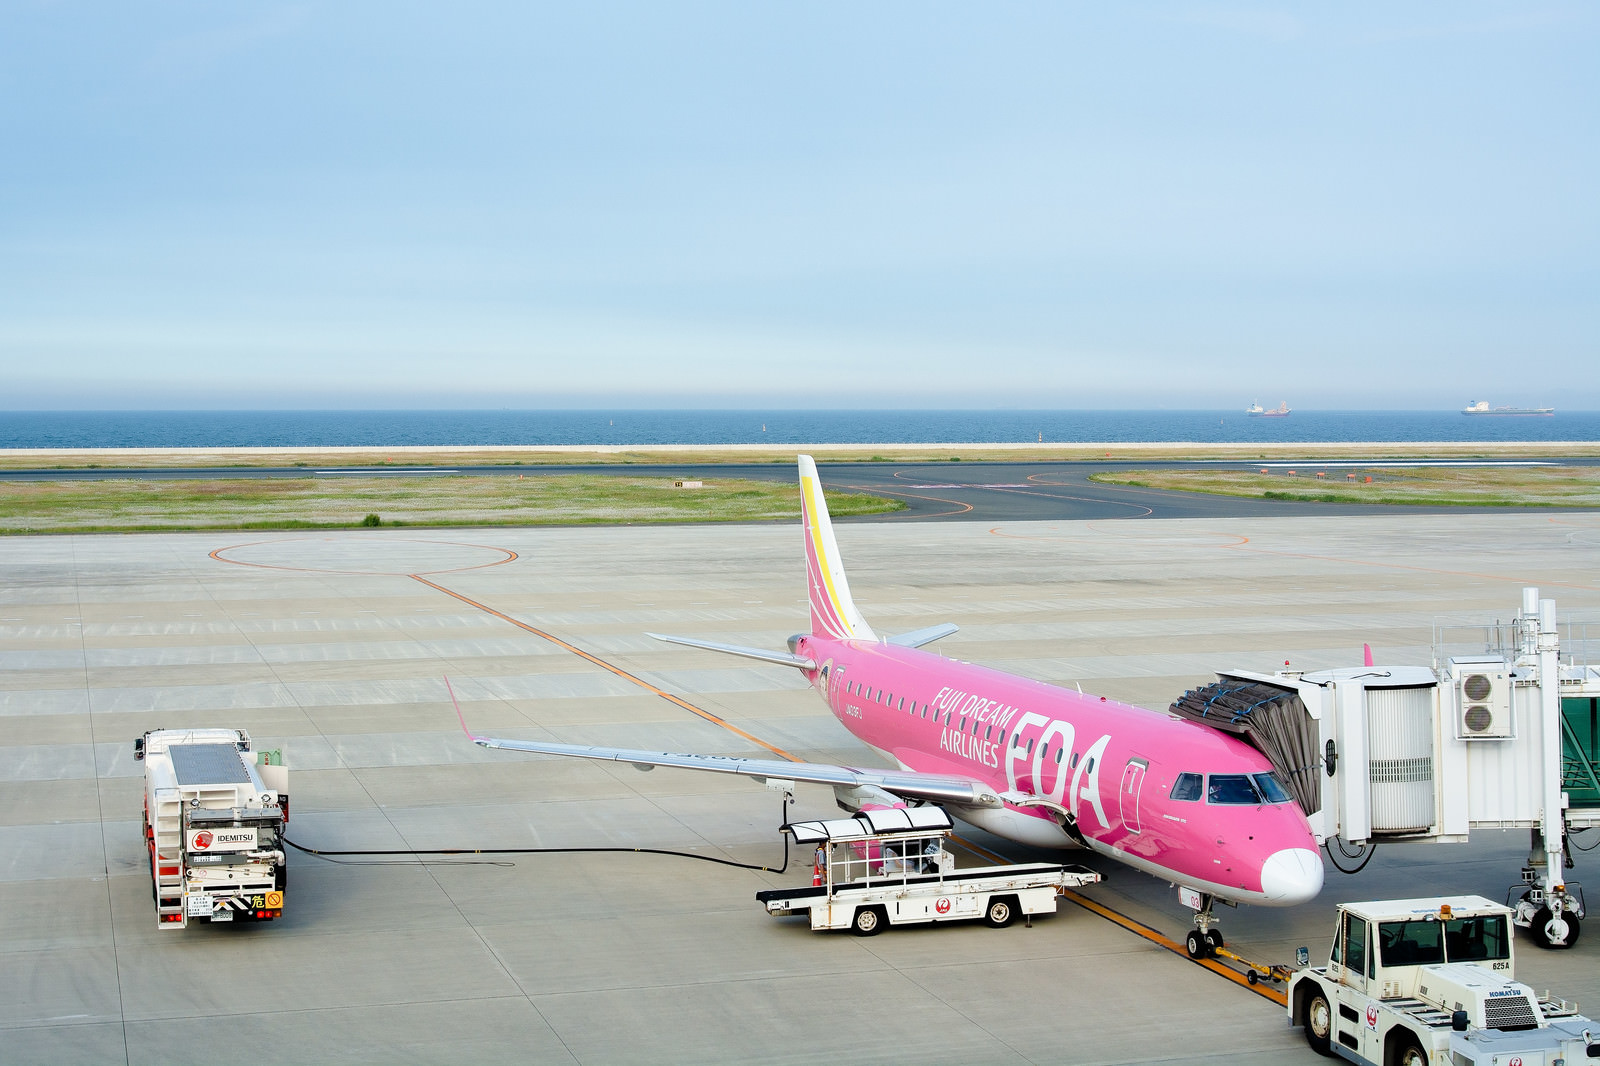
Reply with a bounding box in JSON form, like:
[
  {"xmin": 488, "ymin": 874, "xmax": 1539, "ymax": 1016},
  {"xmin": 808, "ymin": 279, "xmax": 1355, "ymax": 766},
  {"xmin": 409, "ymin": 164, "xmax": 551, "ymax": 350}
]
[
  {"xmin": 193, "ymin": 831, "xmax": 214, "ymax": 850},
  {"xmin": 1365, "ymin": 1004, "xmax": 1378, "ymax": 1028},
  {"xmin": 935, "ymin": 898, "xmax": 952, "ymax": 914}
]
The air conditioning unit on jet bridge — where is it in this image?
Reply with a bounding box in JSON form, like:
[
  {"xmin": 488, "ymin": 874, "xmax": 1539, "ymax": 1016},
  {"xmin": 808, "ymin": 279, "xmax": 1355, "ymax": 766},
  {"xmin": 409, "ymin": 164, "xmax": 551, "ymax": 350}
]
[{"xmin": 1449, "ymin": 657, "xmax": 1513, "ymax": 739}]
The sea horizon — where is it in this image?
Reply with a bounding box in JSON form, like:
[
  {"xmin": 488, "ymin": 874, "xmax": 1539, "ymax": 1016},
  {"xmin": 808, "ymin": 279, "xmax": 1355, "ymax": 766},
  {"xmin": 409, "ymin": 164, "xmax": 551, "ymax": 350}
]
[{"xmin": 2, "ymin": 408, "xmax": 1595, "ymax": 450}]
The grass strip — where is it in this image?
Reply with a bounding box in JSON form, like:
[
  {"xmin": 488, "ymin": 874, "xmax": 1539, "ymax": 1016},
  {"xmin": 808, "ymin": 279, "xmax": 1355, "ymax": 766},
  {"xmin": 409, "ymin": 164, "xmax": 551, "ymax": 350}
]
[
  {"xmin": 1089, "ymin": 466, "xmax": 1600, "ymax": 508},
  {"xmin": 0, "ymin": 475, "xmax": 903, "ymax": 534}
]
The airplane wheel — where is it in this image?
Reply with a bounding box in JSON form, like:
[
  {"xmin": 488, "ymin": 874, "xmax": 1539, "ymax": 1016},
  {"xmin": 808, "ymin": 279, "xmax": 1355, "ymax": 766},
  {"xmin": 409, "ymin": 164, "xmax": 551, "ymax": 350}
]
[
  {"xmin": 1185, "ymin": 929, "xmax": 1210, "ymax": 959},
  {"xmin": 1206, "ymin": 928, "xmax": 1224, "ymax": 951},
  {"xmin": 852, "ymin": 906, "xmax": 885, "ymax": 936},
  {"xmin": 984, "ymin": 896, "xmax": 1017, "ymax": 928},
  {"xmin": 1303, "ymin": 987, "xmax": 1333, "ymax": 1057}
]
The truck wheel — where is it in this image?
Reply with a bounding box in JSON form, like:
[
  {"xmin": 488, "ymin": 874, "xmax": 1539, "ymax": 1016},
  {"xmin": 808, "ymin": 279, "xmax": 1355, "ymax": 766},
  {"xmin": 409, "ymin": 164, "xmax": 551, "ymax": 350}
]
[
  {"xmin": 984, "ymin": 896, "xmax": 1017, "ymax": 928},
  {"xmin": 852, "ymin": 906, "xmax": 885, "ymax": 936},
  {"xmin": 1529, "ymin": 906, "xmax": 1580, "ymax": 949},
  {"xmin": 1303, "ymin": 987, "xmax": 1333, "ymax": 1057},
  {"xmin": 1394, "ymin": 1034, "xmax": 1427, "ymax": 1066}
]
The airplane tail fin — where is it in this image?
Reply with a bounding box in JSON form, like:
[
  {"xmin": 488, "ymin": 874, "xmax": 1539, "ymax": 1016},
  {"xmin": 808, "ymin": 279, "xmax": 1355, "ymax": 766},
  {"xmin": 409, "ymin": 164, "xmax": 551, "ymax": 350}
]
[{"xmin": 798, "ymin": 455, "xmax": 876, "ymax": 641}]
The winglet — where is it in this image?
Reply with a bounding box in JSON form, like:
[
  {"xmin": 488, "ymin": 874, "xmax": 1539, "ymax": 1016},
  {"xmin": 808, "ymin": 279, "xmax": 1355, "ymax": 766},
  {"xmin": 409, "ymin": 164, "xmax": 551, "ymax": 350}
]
[{"xmin": 445, "ymin": 676, "xmax": 488, "ymax": 747}]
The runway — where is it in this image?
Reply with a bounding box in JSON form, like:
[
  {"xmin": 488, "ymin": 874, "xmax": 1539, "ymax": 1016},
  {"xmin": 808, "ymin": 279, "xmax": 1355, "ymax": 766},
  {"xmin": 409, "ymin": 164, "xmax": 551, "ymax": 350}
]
[
  {"xmin": 6, "ymin": 457, "xmax": 1598, "ymax": 521},
  {"xmin": 3, "ymin": 509, "xmax": 1599, "ymax": 1064}
]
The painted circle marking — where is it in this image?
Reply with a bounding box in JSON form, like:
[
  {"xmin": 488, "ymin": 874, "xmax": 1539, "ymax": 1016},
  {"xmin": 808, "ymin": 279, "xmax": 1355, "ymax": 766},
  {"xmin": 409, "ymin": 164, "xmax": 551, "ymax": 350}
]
[{"xmin": 211, "ymin": 537, "xmax": 517, "ymax": 576}]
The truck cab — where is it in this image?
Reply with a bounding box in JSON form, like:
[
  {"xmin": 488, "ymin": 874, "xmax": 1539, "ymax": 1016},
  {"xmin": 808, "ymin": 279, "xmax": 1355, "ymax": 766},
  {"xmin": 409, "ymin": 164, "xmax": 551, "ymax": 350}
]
[{"xmin": 1289, "ymin": 896, "xmax": 1598, "ymax": 1066}]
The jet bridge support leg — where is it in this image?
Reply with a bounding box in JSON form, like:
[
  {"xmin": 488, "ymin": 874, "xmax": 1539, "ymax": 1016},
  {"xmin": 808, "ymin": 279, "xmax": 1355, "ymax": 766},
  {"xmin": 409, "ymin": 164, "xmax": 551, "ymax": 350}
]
[{"xmin": 1509, "ymin": 596, "xmax": 1587, "ymax": 949}]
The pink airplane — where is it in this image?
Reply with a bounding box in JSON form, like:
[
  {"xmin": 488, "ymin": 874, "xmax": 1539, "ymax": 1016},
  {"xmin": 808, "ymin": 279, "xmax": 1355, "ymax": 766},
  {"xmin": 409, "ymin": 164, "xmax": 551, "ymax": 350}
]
[{"xmin": 468, "ymin": 455, "xmax": 1323, "ymax": 955}]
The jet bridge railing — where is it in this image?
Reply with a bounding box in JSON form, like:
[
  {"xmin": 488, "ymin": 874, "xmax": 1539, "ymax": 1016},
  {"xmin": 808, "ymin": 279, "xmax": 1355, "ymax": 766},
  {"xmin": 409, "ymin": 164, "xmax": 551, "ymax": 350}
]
[{"xmin": 1433, "ymin": 618, "xmax": 1600, "ymax": 675}]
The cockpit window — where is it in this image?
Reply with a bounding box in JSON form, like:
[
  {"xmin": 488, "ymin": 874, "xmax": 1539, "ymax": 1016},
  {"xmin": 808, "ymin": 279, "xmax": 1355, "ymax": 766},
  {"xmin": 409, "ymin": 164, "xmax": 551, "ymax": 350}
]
[
  {"xmin": 1252, "ymin": 772, "xmax": 1292, "ymax": 804},
  {"xmin": 1170, "ymin": 772, "xmax": 1202, "ymax": 801},
  {"xmin": 1206, "ymin": 774, "xmax": 1263, "ymax": 804}
]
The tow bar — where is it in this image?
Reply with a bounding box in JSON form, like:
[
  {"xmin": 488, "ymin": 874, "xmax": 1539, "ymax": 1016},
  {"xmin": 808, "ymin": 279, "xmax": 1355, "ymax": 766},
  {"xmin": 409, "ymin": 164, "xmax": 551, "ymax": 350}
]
[{"xmin": 1210, "ymin": 943, "xmax": 1293, "ymax": 986}]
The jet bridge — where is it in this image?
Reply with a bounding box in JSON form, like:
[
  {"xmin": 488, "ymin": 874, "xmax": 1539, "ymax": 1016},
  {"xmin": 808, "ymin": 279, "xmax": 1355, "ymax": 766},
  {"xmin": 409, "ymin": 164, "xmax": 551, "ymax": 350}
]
[{"xmin": 1170, "ymin": 588, "xmax": 1600, "ymax": 949}]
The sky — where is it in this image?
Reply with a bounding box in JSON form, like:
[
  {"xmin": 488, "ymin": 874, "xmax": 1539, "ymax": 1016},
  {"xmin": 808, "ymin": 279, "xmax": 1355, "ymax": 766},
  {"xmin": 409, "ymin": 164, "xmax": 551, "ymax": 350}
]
[{"xmin": 1, "ymin": 3, "xmax": 1596, "ymax": 410}]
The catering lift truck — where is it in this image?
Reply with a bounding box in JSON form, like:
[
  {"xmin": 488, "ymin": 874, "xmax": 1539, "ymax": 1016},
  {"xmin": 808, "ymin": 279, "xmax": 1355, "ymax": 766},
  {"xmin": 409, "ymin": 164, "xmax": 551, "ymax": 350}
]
[
  {"xmin": 756, "ymin": 806, "xmax": 1101, "ymax": 935},
  {"xmin": 1170, "ymin": 588, "xmax": 1599, "ymax": 955},
  {"xmin": 1287, "ymin": 895, "xmax": 1599, "ymax": 1065},
  {"xmin": 136, "ymin": 728, "xmax": 288, "ymax": 929}
]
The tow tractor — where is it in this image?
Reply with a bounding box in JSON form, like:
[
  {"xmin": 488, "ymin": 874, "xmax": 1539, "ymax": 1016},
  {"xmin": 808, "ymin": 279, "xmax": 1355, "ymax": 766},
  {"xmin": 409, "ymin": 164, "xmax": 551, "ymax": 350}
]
[
  {"xmin": 1287, "ymin": 896, "xmax": 1600, "ymax": 1065},
  {"xmin": 756, "ymin": 806, "xmax": 1101, "ymax": 934}
]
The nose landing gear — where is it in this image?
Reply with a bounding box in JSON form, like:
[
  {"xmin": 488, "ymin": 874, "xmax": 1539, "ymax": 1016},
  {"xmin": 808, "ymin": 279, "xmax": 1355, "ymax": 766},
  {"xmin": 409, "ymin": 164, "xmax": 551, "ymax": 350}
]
[{"xmin": 1183, "ymin": 892, "xmax": 1224, "ymax": 958}]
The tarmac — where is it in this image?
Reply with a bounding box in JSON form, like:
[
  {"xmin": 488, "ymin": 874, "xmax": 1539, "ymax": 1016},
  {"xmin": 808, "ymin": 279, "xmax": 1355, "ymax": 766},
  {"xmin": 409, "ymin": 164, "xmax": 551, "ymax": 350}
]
[{"xmin": 3, "ymin": 507, "xmax": 1599, "ymax": 1064}]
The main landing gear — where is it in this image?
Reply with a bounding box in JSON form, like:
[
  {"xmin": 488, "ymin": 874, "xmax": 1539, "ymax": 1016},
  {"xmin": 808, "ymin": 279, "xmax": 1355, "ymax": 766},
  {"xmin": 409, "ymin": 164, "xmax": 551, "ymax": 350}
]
[{"xmin": 1183, "ymin": 893, "xmax": 1225, "ymax": 959}]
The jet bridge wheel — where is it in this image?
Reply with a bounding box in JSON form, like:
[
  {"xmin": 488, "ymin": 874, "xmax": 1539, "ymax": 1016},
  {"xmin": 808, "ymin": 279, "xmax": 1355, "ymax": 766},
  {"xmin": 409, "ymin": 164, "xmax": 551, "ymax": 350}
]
[
  {"xmin": 851, "ymin": 906, "xmax": 886, "ymax": 936},
  {"xmin": 1529, "ymin": 905, "xmax": 1581, "ymax": 949}
]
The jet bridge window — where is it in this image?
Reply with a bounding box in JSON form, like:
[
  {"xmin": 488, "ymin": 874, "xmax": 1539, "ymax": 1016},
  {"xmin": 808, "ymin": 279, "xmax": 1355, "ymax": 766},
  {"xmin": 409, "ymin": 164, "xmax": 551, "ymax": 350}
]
[{"xmin": 1170, "ymin": 772, "xmax": 1202, "ymax": 801}]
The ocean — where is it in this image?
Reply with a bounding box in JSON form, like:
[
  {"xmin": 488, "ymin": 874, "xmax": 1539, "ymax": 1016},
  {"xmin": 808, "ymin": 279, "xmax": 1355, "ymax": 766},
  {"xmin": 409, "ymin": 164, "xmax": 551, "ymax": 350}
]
[{"xmin": 1, "ymin": 410, "xmax": 1595, "ymax": 449}]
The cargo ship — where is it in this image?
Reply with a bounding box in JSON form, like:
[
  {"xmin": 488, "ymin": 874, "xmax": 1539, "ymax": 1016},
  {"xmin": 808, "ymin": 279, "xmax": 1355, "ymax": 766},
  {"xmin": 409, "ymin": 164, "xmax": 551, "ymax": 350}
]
[
  {"xmin": 1462, "ymin": 400, "xmax": 1554, "ymax": 416},
  {"xmin": 1246, "ymin": 401, "xmax": 1290, "ymax": 417}
]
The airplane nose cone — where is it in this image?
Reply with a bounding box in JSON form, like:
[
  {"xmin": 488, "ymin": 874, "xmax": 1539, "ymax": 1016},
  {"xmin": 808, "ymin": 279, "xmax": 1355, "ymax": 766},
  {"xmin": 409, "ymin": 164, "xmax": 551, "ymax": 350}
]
[{"xmin": 1260, "ymin": 848, "xmax": 1324, "ymax": 905}]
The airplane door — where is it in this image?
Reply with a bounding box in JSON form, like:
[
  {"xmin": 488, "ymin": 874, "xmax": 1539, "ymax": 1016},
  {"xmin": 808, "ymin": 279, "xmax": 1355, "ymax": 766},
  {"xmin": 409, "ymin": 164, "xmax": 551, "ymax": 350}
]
[{"xmin": 1119, "ymin": 759, "xmax": 1148, "ymax": 834}]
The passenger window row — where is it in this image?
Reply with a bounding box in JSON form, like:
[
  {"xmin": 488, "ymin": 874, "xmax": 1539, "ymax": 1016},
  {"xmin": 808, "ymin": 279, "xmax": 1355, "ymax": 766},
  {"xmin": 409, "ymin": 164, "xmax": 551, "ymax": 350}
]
[{"xmin": 841, "ymin": 680, "xmax": 1078, "ymax": 766}]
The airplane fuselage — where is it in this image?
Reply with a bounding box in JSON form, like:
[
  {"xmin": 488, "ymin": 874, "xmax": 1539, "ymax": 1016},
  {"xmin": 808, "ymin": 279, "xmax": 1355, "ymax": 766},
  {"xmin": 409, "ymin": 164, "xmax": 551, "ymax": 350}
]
[{"xmin": 797, "ymin": 634, "xmax": 1323, "ymax": 906}]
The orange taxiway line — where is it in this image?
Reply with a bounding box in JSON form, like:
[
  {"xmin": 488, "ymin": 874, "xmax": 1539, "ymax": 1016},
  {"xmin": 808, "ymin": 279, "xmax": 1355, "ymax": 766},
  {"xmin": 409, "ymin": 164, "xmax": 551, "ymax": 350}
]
[
  {"xmin": 419, "ymin": 571, "xmax": 1288, "ymax": 1007},
  {"xmin": 951, "ymin": 834, "xmax": 1289, "ymax": 1007},
  {"xmin": 410, "ymin": 573, "xmax": 802, "ymax": 762}
]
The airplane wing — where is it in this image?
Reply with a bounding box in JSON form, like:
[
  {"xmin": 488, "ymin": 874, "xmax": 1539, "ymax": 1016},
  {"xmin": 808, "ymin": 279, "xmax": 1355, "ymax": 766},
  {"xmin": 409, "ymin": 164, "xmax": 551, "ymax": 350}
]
[{"xmin": 466, "ymin": 734, "xmax": 1005, "ymax": 808}]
